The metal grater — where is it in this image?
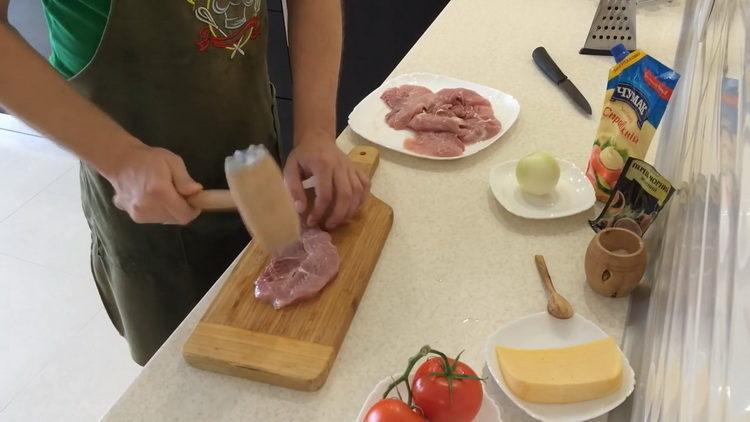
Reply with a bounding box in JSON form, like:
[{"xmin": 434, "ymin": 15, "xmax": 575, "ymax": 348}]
[{"xmin": 580, "ymin": 0, "xmax": 637, "ymax": 55}]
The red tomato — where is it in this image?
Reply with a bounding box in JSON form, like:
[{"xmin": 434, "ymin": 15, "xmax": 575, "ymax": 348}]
[
  {"xmin": 364, "ymin": 398, "xmax": 426, "ymax": 422},
  {"xmin": 411, "ymin": 357, "xmax": 483, "ymax": 422}
]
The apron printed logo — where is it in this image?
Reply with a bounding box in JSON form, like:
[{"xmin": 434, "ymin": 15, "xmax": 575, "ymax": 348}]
[{"xmin": 186, "ymin": 0, "xmax": 262, "ymax": 58}]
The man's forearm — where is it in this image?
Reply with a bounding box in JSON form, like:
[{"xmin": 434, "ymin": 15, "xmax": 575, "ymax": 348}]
[
  {"xmin": 0, "ymin": 21, "xmax": 140, "ymax": 177},
  {"xmin": 286, "ymin": 0, "xmax": 342, "ymax": 144}
]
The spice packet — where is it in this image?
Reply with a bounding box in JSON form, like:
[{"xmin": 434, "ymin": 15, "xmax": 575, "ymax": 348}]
[
  {"xmin": 586, "ymin": 44, "xmax": 680, "ymax": 201},
  {"xmin": 589, "ymin": 157, "xmax": 675, "ymax": 236}
]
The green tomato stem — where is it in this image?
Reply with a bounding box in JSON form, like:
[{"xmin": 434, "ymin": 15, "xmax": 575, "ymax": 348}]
[
  {"xmin": 381, "ymin": 345, "xmax": 432, "ymax": 406},
  {"xmin": 380, "ymin": 346, "xmax": 486, "ymax": 408}
]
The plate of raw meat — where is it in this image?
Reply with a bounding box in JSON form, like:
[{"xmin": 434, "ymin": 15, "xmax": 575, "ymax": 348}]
[{"xmin": 348, "ymin": 73, "xmax": 520, "ymax": 159}]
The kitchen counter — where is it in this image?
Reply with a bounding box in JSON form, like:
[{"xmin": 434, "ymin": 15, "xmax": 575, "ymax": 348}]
[{"xmin": 104, "ymin": 0, "xmax": 685, "ymax": 420}]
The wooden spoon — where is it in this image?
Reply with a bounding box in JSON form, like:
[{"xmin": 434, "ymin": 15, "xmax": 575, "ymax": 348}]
[{"xmin": 534, "ymin": 255, "xmax": 574, "ymax": 319}]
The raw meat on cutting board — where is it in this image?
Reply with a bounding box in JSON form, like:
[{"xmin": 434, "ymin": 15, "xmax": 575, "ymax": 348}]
[
  {"xmin": 381, "ymin": 85, "xmax": 502, "ymax": 157},
  {"xmin": 255, "ymin": 228, "xmax": 340, "ymax": 309}
]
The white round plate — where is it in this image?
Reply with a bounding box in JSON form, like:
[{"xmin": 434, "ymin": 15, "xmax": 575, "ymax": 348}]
[
  {"xmin": 356, "ymin": 373, "xmax": 502, "ymax": 421},
  {"xmin": 348, "ymin": 72, "xmax": 520, "ymax": 160},
  {"xmin": 489, "ymin": 159, "xmax": 595, "ymax": 219},
  {"xmin": 484, "ymin": 312, "xmax": 635, "ymax": 422}
]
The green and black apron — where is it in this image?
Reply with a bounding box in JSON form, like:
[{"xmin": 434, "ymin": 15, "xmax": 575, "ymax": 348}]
[{"xmin": 69, "ymin": 0, "xmax": 279, "ymax": 364}]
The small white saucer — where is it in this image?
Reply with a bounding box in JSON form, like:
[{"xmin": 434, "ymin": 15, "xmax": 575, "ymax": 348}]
[
  {"xmin": 489, "ymin": 159, "xmax": 595, "ymax": 219},
  {"xmin": 484, "ymin": 312, "xmax": 635, "ymax": 422},
  {"xmin": 356, "ymin": 373, "xmax": 502, "ymax": 421}
]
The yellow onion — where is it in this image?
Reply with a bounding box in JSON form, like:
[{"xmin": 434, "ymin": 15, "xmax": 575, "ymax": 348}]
[{"xmin": 516, "ymin": 151, "xmax": 561, "ymax": 196}]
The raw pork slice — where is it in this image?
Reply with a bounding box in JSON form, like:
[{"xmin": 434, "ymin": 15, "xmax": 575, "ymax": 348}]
[
  {"xmin": 404, "ymin": 132, "xmax": 464, "ymax": 157},
  {"xmin": 380, "ymin": 85, "xmax": 502, "ymax": 157},
  {"xmin": 435, "ymin": 88, "xmax": 492, "ymax": 107},
  {"xmin": 380, "ymin": 84, "xmax": 432, "ymax": 109},
  {"xmin": 382, "ymin": 85, "xmax": 437, "ymax": 130},
  {"xmin": 254, "ymin": 228, "xmax": 340, "ymax": 309},
  {"xmin": 409, "ymin": 113, "xmax": 463, "ymax": 133}
]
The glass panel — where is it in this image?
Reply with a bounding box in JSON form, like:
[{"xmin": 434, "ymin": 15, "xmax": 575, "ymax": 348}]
[{"xmin": 613, "ymin": 0, "xmax": 749, "ymax": 420}]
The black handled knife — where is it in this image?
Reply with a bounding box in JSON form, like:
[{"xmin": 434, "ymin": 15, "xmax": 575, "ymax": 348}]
[{"xmin": 532, "ymin": 46, "xmax": 592, "ymax": 115}]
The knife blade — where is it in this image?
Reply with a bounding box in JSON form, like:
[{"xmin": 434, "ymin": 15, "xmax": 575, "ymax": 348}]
[
  {"xmin": 560, "ymin": 79, "xmax": 592, "ymax": 115},
  {"xmin": 532, "ymin": 46, "xmax": 592, "ymax": 115}
]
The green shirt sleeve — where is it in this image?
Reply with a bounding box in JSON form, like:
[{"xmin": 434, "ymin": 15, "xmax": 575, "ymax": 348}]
[{"xmin": 42, "ymin": 0, "xmax": 110, "ymax": 79}]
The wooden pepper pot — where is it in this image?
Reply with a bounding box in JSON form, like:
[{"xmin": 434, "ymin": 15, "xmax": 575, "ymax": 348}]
[{"xmin": 585, "ymin": 228, "xmax": 647, "ymax": 297}]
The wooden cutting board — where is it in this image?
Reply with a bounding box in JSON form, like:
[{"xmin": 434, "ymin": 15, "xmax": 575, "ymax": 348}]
[{"xmin": 183, "ymin": 146, "xmax": 393, "ymax": 391}]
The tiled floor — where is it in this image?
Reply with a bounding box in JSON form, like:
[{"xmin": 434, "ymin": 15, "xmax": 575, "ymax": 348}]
[{"xmin": 0, "ymin": 118, "xmax": 141, "ymax": 421}]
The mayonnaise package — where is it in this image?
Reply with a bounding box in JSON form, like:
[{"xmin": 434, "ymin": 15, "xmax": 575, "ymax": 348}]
[{"xmin": 586, "ymin": 44, "xmax": 680, "ymax": 201}]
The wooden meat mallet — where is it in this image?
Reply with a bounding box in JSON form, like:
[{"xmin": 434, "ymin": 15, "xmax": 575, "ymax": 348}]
[
  {"xmin": 186, "ymin": 145, "xmax": 301, "ymax": 255},
  {"xmin": 186, "ymin": 145, "xmax": 380, "ymax": 255}
]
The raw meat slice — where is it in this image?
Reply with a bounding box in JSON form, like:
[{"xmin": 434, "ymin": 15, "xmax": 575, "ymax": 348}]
[
  {"xmin": 404, "ymin": 132, "xmax": 465, "ymax": 157},
  {"xmin": 445, "ymin": 104, "xmax": 474, "ymax": 119},
  {"xmin": 380, "ymin": 84, "xmax": 432, "ymax": 109},
  {"xmin": 474, "ymin": 104, "xmax": 497, "ymax": 120},
  {"xmin": 458, "ymin": 119, "xmax": 490, "ymax": 144},
  {"xmin": 254, "ymin": 228, "xmax": 340, "ymax": 309},
  {"xmin": 381, "ymin": 85, "xmax": 436, "ymax": 130},
  {"xmin": 483, "ymin": 118, "xmax": 502, "ymax": 138},
  {"xmin": 381, "ymin": 84, "xmax": 502, "ymax": 157},
  {"xmin": 409, "ymin": 113, "xmax": 463, "ymax": 133},
  {"xmin": 458, "ymin": 116, "xmax": 501, "ymax": 144},
  {"xmin": 384, "ymin": 90, "xmax": 438, "ymax": 129},
  {"xmin": 435, "ymin": 88, "xmax": 492, "ymax": 107}
]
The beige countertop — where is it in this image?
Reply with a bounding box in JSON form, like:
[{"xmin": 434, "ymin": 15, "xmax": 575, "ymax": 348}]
[{"xmin": 104, "ymin": 0, "xmax": 685, "ymax": 420}]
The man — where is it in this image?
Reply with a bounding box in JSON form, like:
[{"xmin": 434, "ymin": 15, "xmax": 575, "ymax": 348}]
[{"xmin": 0, "ymin": 0, "xmax": 367, "ymax": 365}]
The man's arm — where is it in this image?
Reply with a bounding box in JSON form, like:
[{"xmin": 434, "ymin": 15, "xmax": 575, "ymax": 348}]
[
  {"xmin": 0, "ymin": 1, "xmax": 201, "ymax": 224},
  {"xmin": 283, "ymin": 0, "xmax": 369, "ymax": 229},
  {"xmin": 287, "ymin": 0, "xmax": 340, "ymax": 144}
]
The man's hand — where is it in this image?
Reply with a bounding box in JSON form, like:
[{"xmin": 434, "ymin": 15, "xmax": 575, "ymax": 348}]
[
  {"xmin": 283, "ymin": 137, "xmax": 370, "ymax": 229},
  {"xmin": 285, "ymin": 0, "xmax": 355, "ymax": 229},
  {"xmin": 0, "ymin": 12, "xmax": 204, "ymax": 227},
  {"xmin": 103, "ymin": 144, "xmax": 203, "ymax": 225}
]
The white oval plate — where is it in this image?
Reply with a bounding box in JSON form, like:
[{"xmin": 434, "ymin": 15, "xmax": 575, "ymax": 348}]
[
  {"xmin": 348, "ymin": 72, "xmax": 520, "ymax": 160},
  {"xmin": 356, "ymin": 373, "xmax": 502, "ymax": 421},
  {"xmin": 484, "ymin": 312, "xmax": 635, "ymax": 422},
  {"xmin": 489, "ymin": 159, "xmax": 595, "ymax": 219}
]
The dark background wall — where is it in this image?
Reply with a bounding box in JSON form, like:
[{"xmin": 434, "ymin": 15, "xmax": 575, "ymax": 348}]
[
  {"xmin": 4, "ymin": 0, "xmax": 449, "ymax": 156},
  {"xmin": 337, "ymin": 1, "xmax": 449, "ymax": 135},
  {"xmin": 270, "ymin": 0, "xmax": 450, "ymax": 157}
]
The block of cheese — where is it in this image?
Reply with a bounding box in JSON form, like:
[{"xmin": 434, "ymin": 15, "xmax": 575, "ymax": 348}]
[{"xmin": 496, "ymin": 337, "xmax": 622, "ymax": 404}]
